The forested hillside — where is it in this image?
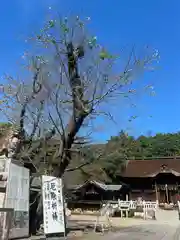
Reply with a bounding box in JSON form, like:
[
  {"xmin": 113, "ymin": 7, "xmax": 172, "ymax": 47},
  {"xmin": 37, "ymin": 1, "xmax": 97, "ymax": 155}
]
[
  {"xmin": 65, "ymin": 130, "xmax": 180, "ymax": 184},
  {"xmin": 1, "ymin": 122, "xmax": 180, "ymax": 185},
  {"xmin": 104, "ymin": 130, "xmax": 180, "ymax": 159}
]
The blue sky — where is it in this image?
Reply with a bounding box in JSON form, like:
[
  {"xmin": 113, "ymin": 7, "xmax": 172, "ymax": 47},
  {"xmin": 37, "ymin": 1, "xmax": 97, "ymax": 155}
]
[{"xmin": 0, "ymin": 0, "xmax": 180, "ymax": 142}]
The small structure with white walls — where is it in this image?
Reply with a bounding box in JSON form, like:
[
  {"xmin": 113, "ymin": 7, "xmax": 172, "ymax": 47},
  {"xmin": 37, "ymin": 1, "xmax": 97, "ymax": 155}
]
[{"xmin": 0, "ymin": 155, "xmax": 30, "ymax": 239}]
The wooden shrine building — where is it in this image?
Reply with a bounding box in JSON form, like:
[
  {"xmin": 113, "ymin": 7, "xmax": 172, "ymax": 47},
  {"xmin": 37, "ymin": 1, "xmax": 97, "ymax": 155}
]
[
  {"xmin": 67, "ymin": 180, "xmax": 130, "ymax": 209},
  {"xmin": 118, "ymin": 157, "xmax": 180, "ymax": 204}
]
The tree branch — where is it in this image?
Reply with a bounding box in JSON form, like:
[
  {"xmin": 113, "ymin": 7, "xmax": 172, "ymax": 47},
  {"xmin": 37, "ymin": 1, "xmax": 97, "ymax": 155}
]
[{"xmin": 65, "ymin": 162, "xmax": 90, "ymax": 172}]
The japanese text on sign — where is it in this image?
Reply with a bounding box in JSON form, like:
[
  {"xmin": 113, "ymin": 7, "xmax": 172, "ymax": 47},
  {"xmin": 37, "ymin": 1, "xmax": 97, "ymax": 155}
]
[{"xmin": 42, "ymin": 175, "xmax": 65, "ymax": 234}]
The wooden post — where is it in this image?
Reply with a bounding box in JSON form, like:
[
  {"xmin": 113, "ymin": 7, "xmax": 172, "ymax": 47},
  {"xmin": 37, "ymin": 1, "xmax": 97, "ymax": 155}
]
[
  {"xmin": 155, "ymin": 182, "xmax": 159, "ymax": 203},
  {"xmin": 126, "ymin": 194, "xmax": 129, "ymax": 201},
  {"xmin": 165, "ymin": 184, "xmax": 169, "ymax": 203}
]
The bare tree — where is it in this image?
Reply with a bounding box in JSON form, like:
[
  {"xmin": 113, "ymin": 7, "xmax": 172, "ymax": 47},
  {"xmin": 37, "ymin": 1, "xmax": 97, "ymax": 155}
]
[
  {"xmin": 0, "ymin": 15, "xmax": 159, "ymax": 234},
  {"xmin": 0, "ymin": 16, "xmax": 159, "ymax": 177}
]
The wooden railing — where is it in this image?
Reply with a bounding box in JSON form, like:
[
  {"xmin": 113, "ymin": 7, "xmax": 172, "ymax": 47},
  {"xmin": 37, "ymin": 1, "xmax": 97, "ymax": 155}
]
[{"xmin": 117, "ymin": 200, "xmax": 158, "ymax": 219}]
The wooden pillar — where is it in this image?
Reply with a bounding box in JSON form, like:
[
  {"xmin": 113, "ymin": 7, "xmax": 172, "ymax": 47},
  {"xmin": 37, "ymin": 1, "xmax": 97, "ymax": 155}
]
[
  {"xmin": 126, "ymin": 194, "xmax": 129, "ymax": 201},
  {"xmin": 165, "ymin": 184, "xmax": 169, "ymax": 203},
  {"xmin": 155, "ymin": 181, "xmax": 159, "ymax": 203},
  {"xmin": 129, "ymin": 191, "xmax": 132, "ymax": 200},
  {"xmin": 169, "ymin": 190, "xmax": 171, "ymax": 203},
  {"xmin": 113, "ymin": 194, "xmax": 115, "ymax": 201}
]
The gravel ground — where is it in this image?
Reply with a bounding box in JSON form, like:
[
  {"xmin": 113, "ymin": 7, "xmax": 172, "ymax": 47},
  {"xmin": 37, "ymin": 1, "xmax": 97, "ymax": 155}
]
[{"xmin": 19, "ymin": 209, "xmax": 180, "ymax": 240}]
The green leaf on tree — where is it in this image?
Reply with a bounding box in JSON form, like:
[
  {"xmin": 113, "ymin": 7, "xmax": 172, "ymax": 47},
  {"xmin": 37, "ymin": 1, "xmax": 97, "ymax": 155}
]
[
  {"xmin": 79, "ymin": 21, "xmax": 84, "ymax": 28},
  {"xmin": 61, "ymin": 23, "xmax": 69, "ymax": 33},
  {"xmin": 51, "ymin": 39, "xmax": 56, "ymax": 44},
  {"xmin": 99, "ymin": 49, "xmax": 114, "ymax": 60},
  {"xmin": 88, "ymin": 36, "xmax": 97, "ymax": 49},
  {"xmin": 48, "ymin": 20, "xmax": 55, "ymax": 28}
]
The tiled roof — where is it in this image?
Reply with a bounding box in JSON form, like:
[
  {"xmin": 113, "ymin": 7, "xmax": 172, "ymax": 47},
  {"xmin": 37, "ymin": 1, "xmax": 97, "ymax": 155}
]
[
  {"xmin": 106, "ymin": 184, "xmax": 124, "ymax": 191},
  {"xmin": 121, "ymin": 157, "xmax": 180, "ymax": 178},
  {"xmin": 69, "ymin": 180, "xmax": 123, "ymax": 191}
]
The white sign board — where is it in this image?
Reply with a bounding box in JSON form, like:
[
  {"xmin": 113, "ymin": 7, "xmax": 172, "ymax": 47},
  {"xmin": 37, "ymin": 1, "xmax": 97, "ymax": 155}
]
[
  {"xmin": 42, "ymin": 175, "xmax": 65, "ymax": 235},
  {"xmin": 5, "ymin": 161, "xmax": 30, "ymax": 239}
]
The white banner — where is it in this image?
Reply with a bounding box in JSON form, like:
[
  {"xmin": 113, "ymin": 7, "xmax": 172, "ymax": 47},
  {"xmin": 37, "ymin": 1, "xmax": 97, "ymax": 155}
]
[
  {"xmin": 42, "ymin": 175, "xmax": 65, "ymax": 235},
  {"xmin": 5, "ymin": 162, "xmax": 29, "ymax": 239}
]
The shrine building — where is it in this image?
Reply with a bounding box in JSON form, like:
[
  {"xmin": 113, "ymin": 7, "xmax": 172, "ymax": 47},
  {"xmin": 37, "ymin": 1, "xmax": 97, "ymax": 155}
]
[
  {"xmin": 118, "ymin": 157, "xmax": 180, "ymax": 204},
  {"xmin": 67, "ymin": 180, "xmax": 130, "ymax": 210}
]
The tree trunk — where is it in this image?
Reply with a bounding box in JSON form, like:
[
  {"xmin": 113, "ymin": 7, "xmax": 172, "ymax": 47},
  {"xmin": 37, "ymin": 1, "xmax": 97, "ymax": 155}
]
[{"xmin": 29, "ymin": 191, "xmax": 42, "ymax": 235}]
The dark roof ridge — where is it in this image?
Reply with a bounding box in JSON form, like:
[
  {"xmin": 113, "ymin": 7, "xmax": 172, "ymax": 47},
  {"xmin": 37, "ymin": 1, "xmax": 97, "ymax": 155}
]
[
  {"xmin": 121, "ymin": 157, "xmax": 180, "ymax": 178},
  {"xmin": 128, "ymin": 156, "xmax": 180, "ymax": 161}
]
